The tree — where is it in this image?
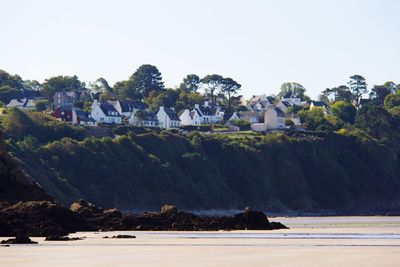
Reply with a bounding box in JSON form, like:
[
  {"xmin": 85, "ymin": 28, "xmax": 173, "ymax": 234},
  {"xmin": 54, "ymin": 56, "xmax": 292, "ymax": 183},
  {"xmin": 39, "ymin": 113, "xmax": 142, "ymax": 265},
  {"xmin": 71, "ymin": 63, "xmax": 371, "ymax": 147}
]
[
  {"xmin": 384, "ymin": 91, "xmax": 400, "ymax": 110},
  {"xmin": 369, "ymin": 85, "xmax": 392, "ymax": 106},
  {"xmin": 90, "ymin": 78, "xmax": 112, "ymax": 93},
  {"xmin": 0, "ymin": 86, "xmax": 21, "ymax": 104},
  {"xmin": 201, "ymin": 74, "xmax": 224, "ymax": 104},
  {"xmin": 321, "ymin": 85, "xmax": 352, "ymax": 103},
  {"xmin": 179, "ymin": 74, "xmax": 200, "ymax": 93},
  {"xmin": 145, "ymin": 89, "xmax": 179, "ymax": 111},
  {"xmin": 123, "ymin": 65, "xmax": 164, "ymax": 99},
  {"xmin": 278, "ymin": 82, "xmax": 306, "ymax": 99},
  {"xmin": 355, "ymin": 105, "xmax": 394, "ymax": 141},
  {"xmin": 134, "ymin": 110, "xmax": 147, "ymax": 126},
  {"xmin": 331, "ymin": 101, "xmax": 357, "ymax": 124},
  {"xmin": 348, "ymin": 75, "xmax": 368, "ymax": 105},
  {"xmin": 0, "ymin": 69, "xmax": 24, "ymax": 90},
  {"xmin": 35, "ymin": 99, "xmax": 49, "ymax": 112},
  {"xmin": 220, "ymin": 77, "xmax": 241, "ymax": 110},
  {"xmin": 41, "ymin": 75, "xmax": 84, "ymax": 100}
]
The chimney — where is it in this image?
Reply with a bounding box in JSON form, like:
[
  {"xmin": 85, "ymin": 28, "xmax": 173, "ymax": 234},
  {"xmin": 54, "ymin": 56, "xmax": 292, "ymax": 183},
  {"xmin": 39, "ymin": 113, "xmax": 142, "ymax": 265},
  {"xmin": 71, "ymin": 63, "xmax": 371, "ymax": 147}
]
[
  {"xmin": 195, "ymin": 104, "xmax": 199, "ymax": 109},
  {"xmin": 159, "ymin": 106, "xmax": 164, "ymax": 111},
  {"xmin": 171, "ymin": 107, "xmax": 175, "ymax": 112},
  {"xmin": 204, "ymin": 101, "xmax": 209, "ymax": 107}
]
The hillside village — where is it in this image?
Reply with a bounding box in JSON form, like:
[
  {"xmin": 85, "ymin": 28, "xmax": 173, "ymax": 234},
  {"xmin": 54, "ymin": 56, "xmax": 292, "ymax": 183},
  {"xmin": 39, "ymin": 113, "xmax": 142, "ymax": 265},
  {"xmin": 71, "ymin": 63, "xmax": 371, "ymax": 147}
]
[
  {"xmin": 5, "ymin": 89, "xmax": 331, "ymax": 132},
  {"xmin": 1, "ymin": 66, "xmax": 399, "ymax": 135}
]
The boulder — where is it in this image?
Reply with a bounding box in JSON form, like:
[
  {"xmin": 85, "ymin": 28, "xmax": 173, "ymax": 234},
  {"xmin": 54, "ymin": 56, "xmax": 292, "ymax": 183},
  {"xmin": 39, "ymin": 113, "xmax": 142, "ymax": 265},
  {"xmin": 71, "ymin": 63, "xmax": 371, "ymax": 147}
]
[
  {"xmin": 0, "ymin": 201, "xmax": 93, "ymax": 236},
  {"xmin": 1, "ymin": 235, "xmax": 37, "ymax": 244},
  {"xmin": 44, "ymin": 235, "xmax": 84, "ymax": 241},
  {"xmin": 161, "ymin": 204, "xmax": 177, "ymax": 214}
]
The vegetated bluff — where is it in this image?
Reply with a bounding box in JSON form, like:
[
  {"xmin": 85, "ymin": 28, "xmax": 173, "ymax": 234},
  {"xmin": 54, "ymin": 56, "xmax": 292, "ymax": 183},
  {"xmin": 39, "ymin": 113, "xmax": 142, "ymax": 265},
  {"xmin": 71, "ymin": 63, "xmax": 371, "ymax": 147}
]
[{"xmin": 7, "ymin": 127, "xmax": 400, "ymax": 214}]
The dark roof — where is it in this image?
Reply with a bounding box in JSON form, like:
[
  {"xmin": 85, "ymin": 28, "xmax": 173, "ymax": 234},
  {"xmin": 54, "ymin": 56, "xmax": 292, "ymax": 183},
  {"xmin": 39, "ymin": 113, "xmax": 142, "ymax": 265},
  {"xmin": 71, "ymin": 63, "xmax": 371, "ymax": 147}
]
[
  {"xmin": 266, "ymin": 96, "xmax": 276, "ymax": 103},
  {"xmin": 275, "ymin": 107, "xmax": 285, "ymax": 117},
  {"xmin": 22, "ymin": 90, "xmax": 42, "ymax": 99},
  {"xmin": 281, "ymin": 101, "xmax": 293, "ymax": 107},
  {"xmin": 142, "ymin": 111, "xmax": 158, "ymax": 121},
  {"xmin": 223, "ymin": 112, "xmax": 234, "ymax": 121},
  {"xmin": 164, "ymin": 107, "xmax": 180, "ymax": 121},
  {"xmin": 199, "ymin": 105, "xmax": 219, "ymax": 116},
  {"xmin": 119, "ymin": 100, "xmax": 147, "ymax": 112},
  {"xmin": 283, "ymin": 92, "xmax": 294, "ymax": 98},
  {"xmin": 75, "ymin": 109, "xmax": 96, "ymax": 122},
  {"xmin": 100, "ymin": 102, "xmax": 120, "ymax": 117},
  {"xmin": 359, "ymin": 98, "xmax": 372, "ymax": 104},
  {"xmin": 312, "ymin": 101, "xmax": 326, "ymax": 107}
]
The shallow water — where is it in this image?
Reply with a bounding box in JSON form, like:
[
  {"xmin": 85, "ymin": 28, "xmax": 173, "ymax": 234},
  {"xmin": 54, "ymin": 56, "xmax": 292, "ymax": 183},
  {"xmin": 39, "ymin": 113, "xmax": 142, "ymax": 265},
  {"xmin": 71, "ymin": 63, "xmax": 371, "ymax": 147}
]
[{"xmin": 1, "ymin": 216, "xmax": 400, "ymax": 266}]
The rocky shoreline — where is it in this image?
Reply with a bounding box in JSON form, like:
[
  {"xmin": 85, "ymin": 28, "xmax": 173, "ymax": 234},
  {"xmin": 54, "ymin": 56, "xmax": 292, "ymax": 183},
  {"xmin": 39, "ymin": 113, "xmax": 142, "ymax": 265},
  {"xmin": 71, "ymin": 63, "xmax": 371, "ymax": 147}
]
[{"xmin": 0, "ymin": 200, "xmax": 288, "ymax": 238}]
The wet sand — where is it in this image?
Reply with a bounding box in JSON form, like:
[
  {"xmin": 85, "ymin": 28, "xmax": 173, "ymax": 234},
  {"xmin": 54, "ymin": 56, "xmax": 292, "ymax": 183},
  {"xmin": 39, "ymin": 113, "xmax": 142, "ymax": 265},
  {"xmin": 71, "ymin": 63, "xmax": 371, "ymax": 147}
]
[{"xmin": 1, "ymin": 216, "xmax": 400, "ymax": 266}]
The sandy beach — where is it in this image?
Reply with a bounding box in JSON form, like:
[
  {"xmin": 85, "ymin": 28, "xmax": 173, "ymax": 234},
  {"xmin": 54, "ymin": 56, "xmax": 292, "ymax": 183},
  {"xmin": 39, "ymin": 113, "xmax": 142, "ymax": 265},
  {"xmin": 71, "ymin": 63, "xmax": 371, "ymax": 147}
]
[{"xmin": 1, "ymin": 216, "xmax": 400, "ymax": 267}]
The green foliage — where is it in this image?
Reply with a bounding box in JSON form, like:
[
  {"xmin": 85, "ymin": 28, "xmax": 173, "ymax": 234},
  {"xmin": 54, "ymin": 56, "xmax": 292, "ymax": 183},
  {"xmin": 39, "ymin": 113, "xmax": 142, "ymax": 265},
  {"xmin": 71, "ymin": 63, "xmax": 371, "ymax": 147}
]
[
  {"xmin": 2, "ymin": 108, "xmax": 83, "ymax": 143},
  {"xmin": 41, "ymin": 75, "xmax": 84, "ymax": 99},
  {"xmin": 348, "ymin": 75, "xmax": 368, "ymax": 105},
  {"xmin": 35, "ymin": 99, "xmax": 49, "ymax": 111},
  {"xmin": 298, "ymin": 107, "xmax": 338, "ymax": 131},
  {"xmin": 331, "ymin": 101, "xmax": 357, "ymax": 124},
  {"xmin": 278, "ymin": 82, "xmax": 306, "ymax": 99},
  {"xmin": 0, "ymin": 69, "xmax": 24, "ymax": 90},
  {"xmin": 0, "ymin": 86, "xmax": 21, "ymax": 104},
  {"xmin": 120, "ymin": 65, "xmax": 165, "ymax": 99},
  {"xmin": 384, "ymin": 91, "xmax": 400, "ymax": 110},
  {"xmin": 231, "ymin": 119, "xmax": 251, "ymax": 131},
  {"xmin": 355, "ymin": 105, "xmax": 399, "ymax": 142},
  {"xmin": 179, "ymin": 74, "xmax": 200, "ymax": 93}
]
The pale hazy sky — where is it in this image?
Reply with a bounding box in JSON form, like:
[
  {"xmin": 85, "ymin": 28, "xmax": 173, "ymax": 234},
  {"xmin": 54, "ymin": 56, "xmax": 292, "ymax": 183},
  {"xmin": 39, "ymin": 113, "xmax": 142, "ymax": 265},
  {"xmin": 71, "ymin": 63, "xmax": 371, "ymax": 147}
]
[{"xmin": 1, "ymin": 0, "xmax": 399, "ymax": 98}]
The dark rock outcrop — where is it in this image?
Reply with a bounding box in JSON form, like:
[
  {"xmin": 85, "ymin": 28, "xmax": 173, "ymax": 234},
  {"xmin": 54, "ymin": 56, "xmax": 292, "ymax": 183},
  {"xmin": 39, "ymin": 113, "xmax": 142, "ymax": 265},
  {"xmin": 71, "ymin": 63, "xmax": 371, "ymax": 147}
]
[
  {"xmin": 44, "ymin": 235, "xmax": 84, "ymax": 241},
  {"xmin": 0, "ymin": 200, "xmax": 287, "ymax": 236},
  {"xmin": 1, "ymin": 235, "xmax": 37, "ymax": 244},
  {"xmin": 103, "ymin": 235, "xmax": 136, "ymax": 239},
  {"xmin": 0, "ymin": 201, "xmax": 93, "ymax": 237}
]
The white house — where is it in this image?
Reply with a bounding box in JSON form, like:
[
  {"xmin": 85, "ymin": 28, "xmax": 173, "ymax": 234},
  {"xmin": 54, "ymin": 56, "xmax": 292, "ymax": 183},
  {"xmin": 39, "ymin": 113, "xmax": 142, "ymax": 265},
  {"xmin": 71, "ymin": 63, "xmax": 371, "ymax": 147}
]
[
  {"xmin": 248, "ymin": 94, "xmax": 274, "ymax": 112},
  {"xmin": 6, "ymin": 98, "xmax": 37, "ymax": 110},
  {"xmin": 179, "ymin": 101, "xmax": 224, "ymax": 126},
  {"xmin": 281, "ymin": 91, "xmax": 302, "ymax": 106},
  {"xmin": 111, "ymin": 100, "xmax": 147, "ymax": 118},
  {"xmin": 228, "ymin": 111, "xmax": 259, "ymax": 124},
  {"xmin": 310, "ymin": 101, "xmax": 330, "ymax": 114},
  {"xmin": 72, "ymin": 109, "xmax": 97, "ymax": 126},
  {"xmin": 90, "ymin": 100, "xmax": 122, "ymax": 124},
  {"xmin": 251, "ymin": 107, "xmax": 285, "ymax": 132},
  {"xmin": 157, "ymin": 106, "xmax": 180, "ymax": 129},
  {"xmin": 129, "ymin": 110, "xmax": 159, "ymax": 127}
]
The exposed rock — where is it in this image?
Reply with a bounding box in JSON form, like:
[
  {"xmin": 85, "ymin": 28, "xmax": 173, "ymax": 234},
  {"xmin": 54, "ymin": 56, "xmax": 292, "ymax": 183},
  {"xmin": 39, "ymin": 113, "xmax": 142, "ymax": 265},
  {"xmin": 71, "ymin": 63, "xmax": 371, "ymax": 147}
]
[
  {"xmin": 1, "ymin": 200, "xmax": 288, "ymax": 235},
  {"xmin": 0, "ymin": 201, "xmax": 93, "ymax": 237},
  {"xmin": 44, "ymin": 235, "xmax": 84, "ymax": 241},
  {"xmin": 1, "ymin": 235, "xmax": 37, "ymax": 244},
  {"xmin": 161, "ymin": 204, "xmax": 177, "ymax": 214},
  {"xmin": 103, "ymin": 235, "xmax": 136, "ymax": 239}
]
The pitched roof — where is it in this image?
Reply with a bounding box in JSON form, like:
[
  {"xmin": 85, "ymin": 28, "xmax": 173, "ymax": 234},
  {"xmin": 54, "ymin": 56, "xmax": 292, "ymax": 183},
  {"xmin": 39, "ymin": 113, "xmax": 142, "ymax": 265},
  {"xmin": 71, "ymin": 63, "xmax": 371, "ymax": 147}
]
[
  {"xmin": 238, "ymin": 111, "xmax": 259, "ymax": 120},
  {"xmin": 135, "ymin": 110, "xmax": 158, "ymax": 121},
  {"xmin": 99, "ymin": 102, "xmax": 120, "ymax": 117},
  {"xmin": 22, "ymin": 90, "xmax": 42, "ymax": 99},
  {"xmin": 75, "ymin": 109, "xmax": 96, "ymax": 122},
  {"xmin": 164, "ymin": 107, "xmax": 180, "ymax": 121},
  {"xmin": 119, "ymin": 100, "xmax": 147, "ymax": 112},
  {"xmin": 312, "ymin": 101, "xmax": 326, "ymax": 107},
  {"xmin": 275, "ymin": 107, "xmax": 285, "ymax": 117},
  {"xmin": 281, "ymin": 100, "xmax": 293, "ymax": 107}
]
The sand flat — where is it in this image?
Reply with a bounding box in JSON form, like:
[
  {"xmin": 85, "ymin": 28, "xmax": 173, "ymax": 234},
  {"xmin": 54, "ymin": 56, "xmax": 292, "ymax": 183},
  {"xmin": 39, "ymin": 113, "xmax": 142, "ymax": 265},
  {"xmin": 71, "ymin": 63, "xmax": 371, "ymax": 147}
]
[{"xmin": 1, "ymin": 216, "xmax": 400, "ymax": 266}]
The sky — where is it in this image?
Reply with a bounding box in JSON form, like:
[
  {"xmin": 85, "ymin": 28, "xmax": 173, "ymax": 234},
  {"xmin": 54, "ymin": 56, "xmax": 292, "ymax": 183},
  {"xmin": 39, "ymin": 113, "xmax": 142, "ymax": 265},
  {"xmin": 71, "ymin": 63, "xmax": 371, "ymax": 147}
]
[{"xmin": 0, "ymin": 0, "xmax": 399, "ymax": 99}]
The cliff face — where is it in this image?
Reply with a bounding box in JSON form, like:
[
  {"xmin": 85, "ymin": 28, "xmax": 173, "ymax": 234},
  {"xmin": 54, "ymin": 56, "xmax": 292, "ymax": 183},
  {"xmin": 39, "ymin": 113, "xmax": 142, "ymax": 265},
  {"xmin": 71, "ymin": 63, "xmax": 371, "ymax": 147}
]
[
  {"xmin": 0, "ymin": 150, "xmax": 52, "ymax": 204},
  {"xmin": 7, "ymin": 131, "xmax": 399, "ymax": 214}
]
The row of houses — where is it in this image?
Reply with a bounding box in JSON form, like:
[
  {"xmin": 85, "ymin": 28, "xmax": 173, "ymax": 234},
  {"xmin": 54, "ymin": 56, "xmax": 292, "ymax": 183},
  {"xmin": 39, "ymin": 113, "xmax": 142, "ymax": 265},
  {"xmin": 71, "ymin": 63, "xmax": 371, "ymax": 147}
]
[
  {"xmin": 52, "ymin": 100, "xmax": 182, "ymax": 129},
  {"xmin": 5, "ymin": 89, "xmax": 335, "ymax": 132}
]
